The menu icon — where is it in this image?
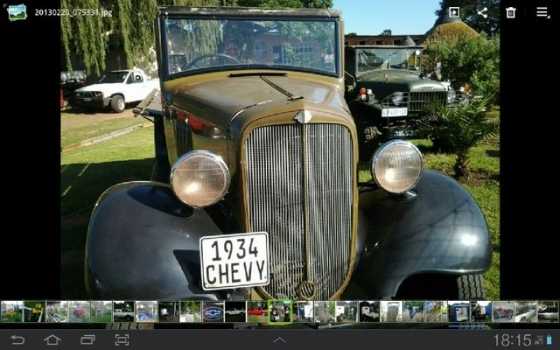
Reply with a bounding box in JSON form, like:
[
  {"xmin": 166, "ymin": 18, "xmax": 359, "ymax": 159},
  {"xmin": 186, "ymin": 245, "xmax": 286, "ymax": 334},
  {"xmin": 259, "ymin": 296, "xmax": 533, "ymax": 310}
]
[{"xmin": 536, "ymin": 6, "xmax": 550, "ymax": 19}]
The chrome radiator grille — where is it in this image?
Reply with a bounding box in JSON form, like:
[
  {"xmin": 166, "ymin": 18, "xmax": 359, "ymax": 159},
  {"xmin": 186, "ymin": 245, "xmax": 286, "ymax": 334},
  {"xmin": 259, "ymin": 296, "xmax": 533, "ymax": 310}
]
[
  {"xmin": 245, "ymin": 123, "xmax": 353, "ymax": 299},
  {"xmin": 408, "ymin": 91, "xmax": 448, "ymax": 113}
]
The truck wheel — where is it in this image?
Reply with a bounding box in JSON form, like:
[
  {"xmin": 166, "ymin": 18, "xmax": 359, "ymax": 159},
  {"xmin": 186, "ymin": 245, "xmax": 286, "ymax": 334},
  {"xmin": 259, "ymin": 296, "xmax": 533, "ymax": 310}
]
[
  {"xmin": 457, "ymin": 274, "xmax": 486, "ymax": 300},
  {"xmin": 110, "ymin": 95, "xmax": 125, "ymax": 113}
]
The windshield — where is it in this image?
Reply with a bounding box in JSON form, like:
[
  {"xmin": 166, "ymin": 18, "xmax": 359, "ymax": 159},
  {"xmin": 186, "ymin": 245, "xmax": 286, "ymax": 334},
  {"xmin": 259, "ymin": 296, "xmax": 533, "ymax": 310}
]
[
  {"xmin": 99, "ymin": 71, "xmax": 129, "ymax": 83},
  {"xmin": 356, "ymin": 48, "xmax": 420, "ymax": 74},
  {"xmin": 164, "ymin": 18, "xmax": 337, "ymax": 76}
]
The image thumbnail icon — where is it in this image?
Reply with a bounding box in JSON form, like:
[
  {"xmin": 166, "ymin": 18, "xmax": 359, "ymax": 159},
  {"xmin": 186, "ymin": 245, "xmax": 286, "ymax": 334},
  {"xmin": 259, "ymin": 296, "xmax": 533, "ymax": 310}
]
[
  {"xmin": 136, "ymin": 301, "xmax": 158, "ymax": 323},
  {"xmin": 6, "ymin": 4, "xmax": 27, "ymax": 22},
  {"xmin": 424, "ymin": 301, "xmax": 447, "ymax": 323},
  {"xmin": 1, "ymin": 301, "xmax": 24, "ymax": 323},
  {"xmin": 471, "ymin": 301, "xmax": 492, "ymax": 323},
  {"xmin": 537, "ymin": 301, "xmax": 559, "ymax": 323},
  {"xmin": 448, "ymin": 301, "xmax": 470, "ymax": 323},
  {"xmin": 359, "ymin": 301, "xmax": 380, "ymax": 323},
  {"xmin": 380, "ymin": 301, "xmax": 402, "ymax": 322},
  {"xmin": 90, "ymin": 301, "xmax": 113, "ymax": 323},
  {"xmin": 23, "ymin": 301, "xmax": 46, "ymax": 322},
  {"xmin": 45, "ymin": 301, "xmax": 69, "ymax": 323},
  {"xmin": 335, "ymin": 301, "xmax": 358, "ymax": 323},
  {"xmin": 69, "ymin": 301, "xmax": 91, "ymax": 323},
  {"xmin": 402, "ymin": 301, "xmax": 424, "ymax": 322},
  {"xmin": 158, "ymin": 302, "xmax": 179, "ymax": 323},
  {"xmin": 247, "ymin": 301, "xmax": 268, "ymax": 323},
  {"xmin": 293, "ymin": 301, "xmax": 314, "ymax": 323},
  {"xmin": 181, "ymin": 301, "xmax": 202, "ymax": 323}
]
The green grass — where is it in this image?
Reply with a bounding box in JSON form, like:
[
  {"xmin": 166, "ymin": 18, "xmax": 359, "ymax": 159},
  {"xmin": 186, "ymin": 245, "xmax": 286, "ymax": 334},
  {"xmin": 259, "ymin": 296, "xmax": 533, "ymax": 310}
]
[
  {"xmin": 61, "ymin": 127, "xmax": 154, "ymax": 297},
  {"xmin": 61, "ymin": 113, "xmax": 145, "ymax": 149}
]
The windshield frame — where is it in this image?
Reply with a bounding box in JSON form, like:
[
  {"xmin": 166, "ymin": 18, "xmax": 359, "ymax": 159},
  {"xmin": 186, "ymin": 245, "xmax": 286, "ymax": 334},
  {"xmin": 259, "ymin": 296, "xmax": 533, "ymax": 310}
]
[
  {"xmin": 159, "ymin": 13, "xmax": 341, "ymax": 81},
  {"xmin": 351, "ymin": 45, "xmax": 423, "ymax": 76}
]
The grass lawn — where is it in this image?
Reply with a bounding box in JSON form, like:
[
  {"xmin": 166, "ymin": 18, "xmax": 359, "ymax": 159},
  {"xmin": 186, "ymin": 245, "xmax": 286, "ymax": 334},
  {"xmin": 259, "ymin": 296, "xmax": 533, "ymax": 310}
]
[{"xmin": 61, "ymin": 111, "xmax": 146, "ymax": 149}]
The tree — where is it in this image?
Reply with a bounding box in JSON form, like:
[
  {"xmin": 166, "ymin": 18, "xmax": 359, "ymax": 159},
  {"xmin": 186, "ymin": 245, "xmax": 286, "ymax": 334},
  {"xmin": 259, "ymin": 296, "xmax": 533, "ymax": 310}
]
[
  {"xmin": 435, "ymin": 0, "xmax": 500, "ymax": 36},
  {"xmin": 61, "ymin": 0, "xmax": 107, "ymax": 75},
  {"xmin": 423, "ymin": 34, "xmax": 499, "ymax": 103},
  {"xmin": 380, "ymin": 29, "xmax": 392, "ymax": 36},
  {"xmin": 421, "ymin": 98, "xmax": 497, "ymax": 179}
]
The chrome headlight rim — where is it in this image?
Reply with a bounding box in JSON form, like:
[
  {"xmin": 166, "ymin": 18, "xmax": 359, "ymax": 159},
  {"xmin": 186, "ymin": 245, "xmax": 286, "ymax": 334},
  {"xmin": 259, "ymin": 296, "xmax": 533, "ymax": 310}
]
[
  {"xmin": 391, "ymin": 91, "xmax": 405, "ymax": 106},
  {"xmin": 371, "ymin": 140, "xmax": 424, "ymax": 194},
  {"xmin": 170, "ymin": 150, "xmax": 231, "ymax": 208}
]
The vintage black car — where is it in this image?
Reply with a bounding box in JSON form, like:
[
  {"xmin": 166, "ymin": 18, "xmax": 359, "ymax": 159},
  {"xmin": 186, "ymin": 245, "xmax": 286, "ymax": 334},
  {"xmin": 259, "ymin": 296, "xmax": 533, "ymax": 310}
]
[
  {"xmin": 345, "ymin": 45, "xmax": 455, "ymax": 159},
  {"xmin": 85, "ymin": 7, "xmax": 491, "ymax": 301}
]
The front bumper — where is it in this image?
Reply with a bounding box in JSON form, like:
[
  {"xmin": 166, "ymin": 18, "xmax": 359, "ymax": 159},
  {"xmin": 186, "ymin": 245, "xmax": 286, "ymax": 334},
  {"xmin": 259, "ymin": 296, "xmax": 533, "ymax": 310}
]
[{"xmin": 71, "ymin": 94, "xmax": 110, "ymax": 109}]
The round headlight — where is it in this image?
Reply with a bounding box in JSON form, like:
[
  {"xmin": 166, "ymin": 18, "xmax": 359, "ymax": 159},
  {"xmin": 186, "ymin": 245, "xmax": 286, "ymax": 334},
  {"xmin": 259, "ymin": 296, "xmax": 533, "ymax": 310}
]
[
  {"xmin": 170, "ymin": 150, "xmax": 230, "ymax": 208},
  {"xmin": 391, "ymin": 92, "xmax": 405, "ymax": 106},
  {"xmin": 371, "ymin": 140, "xmax": 423, "ymax": 194}
]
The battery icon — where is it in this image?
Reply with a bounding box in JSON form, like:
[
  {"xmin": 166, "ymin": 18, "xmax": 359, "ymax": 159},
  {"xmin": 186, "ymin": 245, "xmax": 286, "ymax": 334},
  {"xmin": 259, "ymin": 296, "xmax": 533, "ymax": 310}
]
[{"xmin": 547, "ymin": 335, "xmax": 552, "ymax": 346}]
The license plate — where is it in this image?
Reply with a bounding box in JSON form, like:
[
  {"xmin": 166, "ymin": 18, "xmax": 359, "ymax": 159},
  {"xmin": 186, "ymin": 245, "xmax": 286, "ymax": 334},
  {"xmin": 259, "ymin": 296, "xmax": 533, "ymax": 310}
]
[
  {"xmin": 393, "ymin": 129, "xmax": 414, "ymax": 137},
  {"xmin": 200, "ymin": 232, "xmax": 269, "ymax": 291},
  {"xmin": 382, "ymin": 107, "xmax": 408, "ymax": 117}
]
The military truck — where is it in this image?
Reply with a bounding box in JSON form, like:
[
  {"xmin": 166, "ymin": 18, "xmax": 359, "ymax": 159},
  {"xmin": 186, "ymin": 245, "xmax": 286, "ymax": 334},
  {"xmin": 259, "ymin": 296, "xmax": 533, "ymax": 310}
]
[{"xmin": 345, "ymin": 44, "xmax": 455, "ymax": 159}]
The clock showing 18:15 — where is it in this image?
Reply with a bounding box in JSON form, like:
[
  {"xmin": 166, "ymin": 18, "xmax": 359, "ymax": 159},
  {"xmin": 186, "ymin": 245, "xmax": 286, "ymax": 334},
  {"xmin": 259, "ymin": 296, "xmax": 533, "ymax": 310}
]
[{"xmin": 495, "ymin": 334, "xmax": 534, "ymax": 347}]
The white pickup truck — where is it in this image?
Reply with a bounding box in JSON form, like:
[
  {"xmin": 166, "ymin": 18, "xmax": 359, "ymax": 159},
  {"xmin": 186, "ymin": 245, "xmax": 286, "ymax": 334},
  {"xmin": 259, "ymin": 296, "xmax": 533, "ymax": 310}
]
[{"xmin": 72, "ymin": 69, "xmax": 159, "ymax": 112}]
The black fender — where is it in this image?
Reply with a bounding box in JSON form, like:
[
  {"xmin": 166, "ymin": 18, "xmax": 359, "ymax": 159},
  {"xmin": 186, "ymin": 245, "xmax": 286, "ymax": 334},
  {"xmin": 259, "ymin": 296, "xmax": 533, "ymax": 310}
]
[
  {"xmin": 85, "ymin": 181, "xmax": 233, "ymax": 300},
  {"xmin": 351, "ymin": 170, "xmax": 491, "ymax": 298}
]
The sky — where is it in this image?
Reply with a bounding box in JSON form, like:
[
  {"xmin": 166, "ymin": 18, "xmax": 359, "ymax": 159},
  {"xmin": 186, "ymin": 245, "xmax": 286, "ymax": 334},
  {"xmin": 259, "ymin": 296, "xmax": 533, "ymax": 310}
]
[{"xmin": 332, "ymin": 0, "xmax": 441, "ymax": 35}]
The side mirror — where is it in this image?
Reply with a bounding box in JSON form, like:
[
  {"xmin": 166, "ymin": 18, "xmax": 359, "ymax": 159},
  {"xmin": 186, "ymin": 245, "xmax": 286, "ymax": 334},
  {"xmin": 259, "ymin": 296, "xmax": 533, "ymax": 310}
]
[{"xmin": 135, "ymin": 75, "xmax": 142, "ymax": 81}]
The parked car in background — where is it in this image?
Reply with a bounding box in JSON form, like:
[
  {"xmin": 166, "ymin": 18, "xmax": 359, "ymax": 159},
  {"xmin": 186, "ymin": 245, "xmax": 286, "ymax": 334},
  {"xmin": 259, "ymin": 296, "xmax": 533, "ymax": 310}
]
[
  {"xmin": 61, "ymin": 70, "xmax": 87, "ymax": 107},
  {"xmin": 71, "ymin": 68, "xmax": 159, "ymax": 112},
  {"xmin": 85, "ymin": 7, "xmax": 491, "ymax": 302},
  {"xmin": 345, "ymin": 45, "xmax": 455, "ymax": 159}
]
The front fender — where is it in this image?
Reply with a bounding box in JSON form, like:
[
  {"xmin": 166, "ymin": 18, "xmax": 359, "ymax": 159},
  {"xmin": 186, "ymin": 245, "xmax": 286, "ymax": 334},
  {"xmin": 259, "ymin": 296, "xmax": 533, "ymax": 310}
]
[
  {"xmin": 352, "ymin": 170, "xmax": 491, "ymax": 298},
  {"xmin": 85, "ymin": 181, "xmax": 227, "ymax": 300}
]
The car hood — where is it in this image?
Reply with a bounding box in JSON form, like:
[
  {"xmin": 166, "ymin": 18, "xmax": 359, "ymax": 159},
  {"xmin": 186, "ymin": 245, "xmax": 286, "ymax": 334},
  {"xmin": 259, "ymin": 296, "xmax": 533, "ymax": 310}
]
[
  {"xmin": 356, "ymin": 69, "xmax": 447, "ymax": 99},
  {"xmin": 164, "ymin": 73, "xmax": 350, "ymax": 130},
  {"xmin": 76, "ymin": 83, "xmax": 124, "ymax": 94}
]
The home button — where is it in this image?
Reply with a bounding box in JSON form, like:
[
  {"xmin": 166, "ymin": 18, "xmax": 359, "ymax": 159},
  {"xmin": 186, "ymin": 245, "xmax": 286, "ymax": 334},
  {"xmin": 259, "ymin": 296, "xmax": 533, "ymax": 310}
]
[{"xmin": 44, "ymin": 334, "xmax": 62, "ymax": 346}]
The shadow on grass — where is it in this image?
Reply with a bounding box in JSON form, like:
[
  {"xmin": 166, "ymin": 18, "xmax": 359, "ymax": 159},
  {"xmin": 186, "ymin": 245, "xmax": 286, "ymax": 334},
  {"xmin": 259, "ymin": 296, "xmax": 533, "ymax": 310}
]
[
  {"xmin": 486, "ymin": 149, "xmax": 500, "ymax": 158},
  {"xmin": 415, "ymin": 144, "xmax": 434, "ymax": 154},
  {"xmin": 61, "ymin": 158, "xmax": 154, "ymax": 298},
  {"xmin": 64, "ymin": 106, "xmax": 103, "ymax": 115},
  {"xmin": 64, "ymin": 101, "xmax": 141, "ymax": 115}
]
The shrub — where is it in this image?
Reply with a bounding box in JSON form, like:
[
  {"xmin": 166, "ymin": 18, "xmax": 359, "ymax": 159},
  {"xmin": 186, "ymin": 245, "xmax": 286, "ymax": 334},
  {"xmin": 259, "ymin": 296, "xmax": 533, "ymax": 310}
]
[
  {"xmin": 425, "ymin": 21, "xmax": 479, "ymax": 45},
  {"xmin": 421, "ymin": 98, "xmax": 498, "ymax": 179},
  {"xmin": 423, "ymin": 34, "xmax": 500, "ymax": 105}
]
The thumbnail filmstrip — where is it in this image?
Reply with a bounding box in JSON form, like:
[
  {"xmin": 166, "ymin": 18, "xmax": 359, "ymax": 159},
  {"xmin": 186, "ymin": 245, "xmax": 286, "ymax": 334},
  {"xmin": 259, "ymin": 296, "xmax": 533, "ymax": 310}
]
[{"xmin": 1, "ymin": 300, "xmax": 559, "ymax": 324}]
